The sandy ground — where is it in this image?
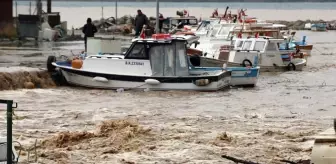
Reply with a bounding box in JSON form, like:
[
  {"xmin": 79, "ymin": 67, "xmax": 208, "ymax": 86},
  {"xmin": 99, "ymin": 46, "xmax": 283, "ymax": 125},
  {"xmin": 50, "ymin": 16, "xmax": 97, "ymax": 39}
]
[{"xmin": 0, "ymin": 31, "xmax": 336, "ymax": 163}]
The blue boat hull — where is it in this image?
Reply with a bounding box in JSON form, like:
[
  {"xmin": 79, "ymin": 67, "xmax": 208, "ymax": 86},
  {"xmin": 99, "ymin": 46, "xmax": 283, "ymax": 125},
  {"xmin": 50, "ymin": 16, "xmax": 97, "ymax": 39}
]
[{"xmin": 190, "ymin": 66, "xmax": 260, "ymax": 87}]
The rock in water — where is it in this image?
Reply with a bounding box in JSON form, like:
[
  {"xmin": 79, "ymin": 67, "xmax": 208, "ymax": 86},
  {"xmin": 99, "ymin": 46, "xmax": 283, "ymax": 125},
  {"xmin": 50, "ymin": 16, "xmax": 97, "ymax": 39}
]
[{"xmin": 24, "ymin": 82, "xmax": 35, "ymax": 89}]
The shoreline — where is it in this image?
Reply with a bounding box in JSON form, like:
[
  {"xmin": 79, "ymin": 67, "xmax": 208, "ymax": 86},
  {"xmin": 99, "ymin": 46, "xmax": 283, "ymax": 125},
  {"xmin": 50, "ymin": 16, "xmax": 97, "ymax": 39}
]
[{"xmin": 14, "ymin": 5, "xmax": 336, "ymax": 28}]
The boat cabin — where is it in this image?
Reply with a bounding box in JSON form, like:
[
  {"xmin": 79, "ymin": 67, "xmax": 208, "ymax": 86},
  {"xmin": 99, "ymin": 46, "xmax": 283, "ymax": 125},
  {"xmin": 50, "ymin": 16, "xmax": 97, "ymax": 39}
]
[
  {"xmin": 163, "ymin": 17, "xmax": 198, "ymax": 32},
  {"xmin": 228, "ymin": 28, "xmax": 284, "ymax": 40},
  {"xmin": 121, "ymin": 34, "xmax": 191, "ymax": 76},
  {"xmin": 195, "ymin": 19, "xmax": 220, "ymax": 34},
  {"xmin": 229, "ymin": 38, "xmax": 296, "ymax": 66}
]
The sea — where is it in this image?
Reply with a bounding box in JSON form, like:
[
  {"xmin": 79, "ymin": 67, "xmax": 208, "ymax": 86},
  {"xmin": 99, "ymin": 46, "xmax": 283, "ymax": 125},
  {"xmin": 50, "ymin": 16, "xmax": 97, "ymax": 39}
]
[{"xmin": 13, "ymin": 1, "xmax": 336, "ymax": 28}]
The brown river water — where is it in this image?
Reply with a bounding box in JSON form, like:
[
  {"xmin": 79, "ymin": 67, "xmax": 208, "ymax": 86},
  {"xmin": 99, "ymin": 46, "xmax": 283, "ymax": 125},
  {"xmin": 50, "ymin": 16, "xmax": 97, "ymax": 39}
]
[{"xmin": 0, "ymin": 31, "xmax": 336, "ymax": 163}]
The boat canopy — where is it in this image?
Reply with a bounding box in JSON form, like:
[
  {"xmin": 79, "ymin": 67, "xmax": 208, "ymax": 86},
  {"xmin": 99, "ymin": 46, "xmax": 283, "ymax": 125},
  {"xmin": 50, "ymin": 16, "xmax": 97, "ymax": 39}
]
[
  {"xmin": 234, "ymin": 38, "xmax": 287, "ymax": 52},
  {"xmin": 125, "ymin": 35, "xmax": 190, "ymax": 77}
]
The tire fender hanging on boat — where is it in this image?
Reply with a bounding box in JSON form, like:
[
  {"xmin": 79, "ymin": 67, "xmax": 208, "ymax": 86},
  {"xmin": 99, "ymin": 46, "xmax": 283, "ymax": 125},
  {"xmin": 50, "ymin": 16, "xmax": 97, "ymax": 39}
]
[
  {"xmin": 287, "ymin": 62, "xmax": 296, "ymax": 71},
  {"xmin": 193, "ymin": 79, "xmax": 210, "ymax": 86},
  {"xmin": 242, "ymin": 59, "xmax": 252, "ymax": 67},
  {"xmin": 145, "ymin": 79, "xmax": 161, "ymax": 85},
  {"xmin": 93, "ymin": 77, "xmax": 109, "ymax": 83}
]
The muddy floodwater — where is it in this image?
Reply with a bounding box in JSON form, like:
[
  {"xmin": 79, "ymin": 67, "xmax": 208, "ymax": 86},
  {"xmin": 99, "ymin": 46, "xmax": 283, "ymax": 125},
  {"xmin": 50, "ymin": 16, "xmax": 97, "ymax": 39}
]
[{"xmin": 0, "ymin": 31, "xmax": 336, "ymax": 164}]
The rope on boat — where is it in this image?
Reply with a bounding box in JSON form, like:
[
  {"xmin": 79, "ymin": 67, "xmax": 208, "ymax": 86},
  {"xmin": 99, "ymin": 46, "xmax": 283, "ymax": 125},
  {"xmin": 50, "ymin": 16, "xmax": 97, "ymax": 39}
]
[{"xmin": 291, "ymin": 35, "xmax": 327, "ymax": 55}]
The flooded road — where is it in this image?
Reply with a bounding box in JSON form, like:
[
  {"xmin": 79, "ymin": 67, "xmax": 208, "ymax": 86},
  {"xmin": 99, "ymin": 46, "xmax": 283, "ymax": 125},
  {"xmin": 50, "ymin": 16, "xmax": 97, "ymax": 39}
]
[{"xmin": 0, "ymin": 31, "xmax": 336, "ymax": 163}]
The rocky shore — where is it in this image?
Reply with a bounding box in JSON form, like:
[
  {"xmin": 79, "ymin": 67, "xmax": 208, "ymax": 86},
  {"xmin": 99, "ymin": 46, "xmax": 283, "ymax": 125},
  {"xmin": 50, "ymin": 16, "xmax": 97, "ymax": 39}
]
[
  {"xmin": 83, "ymin": 15, "xmax": 336, "ymax": 33},
  {"xmin": 268, "ymin": 19, "xmax": 336, "ymax": 30}
]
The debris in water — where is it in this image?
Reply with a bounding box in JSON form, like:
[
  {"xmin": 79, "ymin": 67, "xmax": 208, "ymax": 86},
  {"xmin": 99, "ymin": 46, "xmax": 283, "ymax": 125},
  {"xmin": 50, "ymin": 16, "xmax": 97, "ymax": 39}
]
[
  {"xmin": 116, "ymin": 88, "xmax": 124, "ymax": 93},
  {"xmin": 39, "ymin": 119, "xmax": 152, "ymax": 163},
  {"xmin": 24, "ymin": 81, "xmax": 35, "ymax": 89},
  {"xmin": 0, "ymin": 70, "xmax": 56, "ymax": 90}
]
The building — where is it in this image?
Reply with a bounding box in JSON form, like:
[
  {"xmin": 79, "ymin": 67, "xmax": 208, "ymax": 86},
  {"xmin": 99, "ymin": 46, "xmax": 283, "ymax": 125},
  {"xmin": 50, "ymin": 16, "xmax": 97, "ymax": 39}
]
[{"xmin": 0, "ymin": 0, "xmax": 13, "ymax": 24}]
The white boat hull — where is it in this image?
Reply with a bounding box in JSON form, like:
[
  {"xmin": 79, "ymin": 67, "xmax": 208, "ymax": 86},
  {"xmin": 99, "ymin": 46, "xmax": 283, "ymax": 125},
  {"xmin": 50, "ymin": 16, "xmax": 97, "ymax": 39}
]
[
  {"xmin": 58, "ymin": 67, "xmax": 231, "ymax": 91},
  {"xmin": 196, "ymin": 57, "xmax": 305, "ymax": 72},
  {"xmin": 227, "ymin": 61, "xmax": 305, "ymax": 72}
]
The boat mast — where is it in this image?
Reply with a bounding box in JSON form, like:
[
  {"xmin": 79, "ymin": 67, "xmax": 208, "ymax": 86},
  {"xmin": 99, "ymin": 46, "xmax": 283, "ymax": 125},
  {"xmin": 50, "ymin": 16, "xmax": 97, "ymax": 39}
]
[{"xmin": 155, "ymin": 0, "xmax": 159, "ymax": 33}]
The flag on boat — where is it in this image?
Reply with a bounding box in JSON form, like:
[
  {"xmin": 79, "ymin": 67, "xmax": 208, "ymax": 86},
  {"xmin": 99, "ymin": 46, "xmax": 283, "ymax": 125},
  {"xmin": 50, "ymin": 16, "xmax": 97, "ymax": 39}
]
[
  {"xmin": 255, "ymin": 32, "xmax": 259, "ymax": 38},
  {"xmin": 140, "ymin": 26, "xmax": 146, "ymax": 39}
]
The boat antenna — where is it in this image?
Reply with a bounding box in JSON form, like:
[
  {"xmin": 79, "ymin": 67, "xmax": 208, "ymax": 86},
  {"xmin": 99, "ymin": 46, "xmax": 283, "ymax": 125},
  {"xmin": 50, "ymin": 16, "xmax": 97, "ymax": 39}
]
[{"xmin": 223, "ymin": 6, "xmax": 229, "ymax": 19}]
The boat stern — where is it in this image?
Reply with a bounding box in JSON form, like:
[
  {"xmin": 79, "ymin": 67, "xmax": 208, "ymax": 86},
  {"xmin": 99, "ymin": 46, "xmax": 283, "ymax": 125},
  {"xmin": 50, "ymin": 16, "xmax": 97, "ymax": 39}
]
[{"xmin": 227, "ymin": 66, "xmax": 260, "ymax": 87}]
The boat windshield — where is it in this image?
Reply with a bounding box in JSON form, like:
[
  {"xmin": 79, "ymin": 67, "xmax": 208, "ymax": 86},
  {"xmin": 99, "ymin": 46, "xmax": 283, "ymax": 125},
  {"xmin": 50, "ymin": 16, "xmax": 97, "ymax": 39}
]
[
  {"xmin": 217, "ymin": 25, "xmax": 232, "ymax": 37},
  {"xmin": 124, "ymin": 43, "xmax": 147, "ymax": 59},
  {"xmin": 207, "ymin": 24, "xmax": 220, "ymax": 37},
  {"xmin": 149, "ymin": 41, "xmax": 189, "ymax": 77},
  {"xmin": 242, "ymin": 41, "xmax": 252, "ymax": 50},
  {"xmin": 197, "ymin": 22, "xmax": 211, "ymax": 32},
  {"xmin": 171, "ymin": 18, "xmax": 198, "ymax": 27},
  {"xmin": 253, "ymin": 41, "xmax": 266, "ymax": 51}
]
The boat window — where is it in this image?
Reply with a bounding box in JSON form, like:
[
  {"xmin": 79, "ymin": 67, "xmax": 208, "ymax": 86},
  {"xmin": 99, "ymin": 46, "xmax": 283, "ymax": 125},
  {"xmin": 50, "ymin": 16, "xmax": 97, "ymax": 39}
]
[
  {"xmin": 266, "ymin": 42, "xmax": 278, "ymax": 51},
  {"xmin": 149, "ymin": 45, "xmax": 164, "ymax": 76},
  {"xmin": 218, "ymin": 26, "xmax": 232, "ymax": 36},
  {"xmin": 207, "ymin": 24, "xmax": 220, "ymax": 37},
  {"xmin": 253, "ymin": 41, "xmax": 266, "ymax": 51},
  {"xmin": 163, "ymin": 45, "xmax": 175, "ymax": 76},
  {"xmin": 175, "ymin": 41, "xmax": 189, "ymax": 76},
  {"xmin": 242, "ymin": 41, "xmax": 252, "ymax": 50},
  {"xmin": 188, "ymin": 19, "xmax": 198, "ymax": 25},
  {"xmin": 236, "ymin": 41, "xmax": 243, "ymax": 49},
  {"xmin": 125, "ymin": 44, "xmax": 147, "ymax": 59},
  {"xmin": 197, "ymin": 22, "xmax": 210, "ymax": 31}
]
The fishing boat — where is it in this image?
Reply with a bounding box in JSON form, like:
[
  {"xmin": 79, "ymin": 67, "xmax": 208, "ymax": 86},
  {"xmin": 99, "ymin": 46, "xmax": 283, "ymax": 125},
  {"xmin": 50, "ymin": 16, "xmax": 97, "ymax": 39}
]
[
  {"xmin": 228, "ymin": 38, "xmax": 306, "ymax": 71},
  {"xmin": 190, "ymin": 37, "xmax": 306, "ymax": 72},
  {"xmin": 163, "ymin": 33, "xmax": 260, "ymax": 87},
  {"xmin": 47, "ymin": 34, "xmax": 232, "ymax": 91},
  {"xmin": 311, "ymin": 22, "xmax": 327, "ymax": 31},
  {"xmin": 190, "ymin": 17, "xmax": 291, "ymax": 60},
  {"xmin": 283, "ymin": 32, "xmax": 313, "ymax": 57},
  {"xmin": 186, "ymin": 47, "xmax": 260, "ymax": 87},
  {"xmin": 186, "ymin": 8, "xmax": 312, "ymax": 61}
]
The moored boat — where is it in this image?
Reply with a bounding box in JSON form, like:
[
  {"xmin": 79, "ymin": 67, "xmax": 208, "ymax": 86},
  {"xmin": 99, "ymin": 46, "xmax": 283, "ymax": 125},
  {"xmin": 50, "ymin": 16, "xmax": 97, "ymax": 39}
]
[
  {"xmin": 47, "ymin": 34, "xmax": 232, "ymax": 91},
  {"xmin": 189, "ymin": 37, "xmax": 306, "ymax": 72},
  {"xmin": 311, "ymin": 22, "xmax": 327, "ymax": 31},
  {"xmin": 186, "ymin": 47, "xmax": 260, "ymax": 87}
]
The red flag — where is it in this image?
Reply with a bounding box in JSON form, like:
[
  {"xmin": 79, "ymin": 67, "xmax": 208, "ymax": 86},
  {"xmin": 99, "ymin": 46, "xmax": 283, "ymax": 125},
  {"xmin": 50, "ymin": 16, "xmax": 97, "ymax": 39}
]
[
  {"xmin": 238, "ymin": 9, "xmax": 242, "ymax": 23},
  {"xmin": 238, "ymin": 32, "xmax": 242, "ymax": 38},
  {"xmin": 241, "ymin": 9, "xmax": 247, "ymax": 16},
  {"xmin": 255, "ymin": 32, "xmax": 259, "ymax": 38},
  {"xmin": 183, "ymin": 10, "xmax": 188, "ymax": 16},
  {"xmin": 140, "ymin": 27, "xmax": 145, "ymax": 39}
]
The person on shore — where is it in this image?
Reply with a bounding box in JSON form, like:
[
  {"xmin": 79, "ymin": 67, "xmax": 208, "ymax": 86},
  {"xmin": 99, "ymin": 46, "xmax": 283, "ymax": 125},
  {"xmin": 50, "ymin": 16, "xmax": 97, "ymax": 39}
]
[
  {"xmin": 134, "ymin": 9, "xmax": 149, "ymax": 37},
  {"xmin": 82, "ymin": 18, "xmax": 97, "ymax": 52}
]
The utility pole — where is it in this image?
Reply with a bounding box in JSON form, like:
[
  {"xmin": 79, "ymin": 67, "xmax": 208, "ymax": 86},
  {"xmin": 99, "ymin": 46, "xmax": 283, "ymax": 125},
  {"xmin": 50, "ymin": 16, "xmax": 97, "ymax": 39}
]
[
  {"xmin": 29, "ymin": 1, "xmax": 31, "ymax": 15},
  {"xmin": 47, "ymin": 0, "xmax": 51, "ymax": 13},
  {"xmin": 155, "ymin": 0, "xmax": 159, "ymax": 34},
  {"xmin": 115, "ymin": 0, "xmax": 118, "ymax": 25},
  {"xmin": 36, "ymin": 0, "xmax": 42, "ymax": 18}
]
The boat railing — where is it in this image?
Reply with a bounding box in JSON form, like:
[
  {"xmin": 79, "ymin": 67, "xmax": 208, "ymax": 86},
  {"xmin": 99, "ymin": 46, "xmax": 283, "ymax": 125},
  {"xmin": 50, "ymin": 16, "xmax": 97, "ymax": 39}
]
[
  {"xmin": 236, "ymin": 50, "xmax": 261, "ymax": 53},
  {"xmin": 88, "ymin": 55, "xmax": 123, "ymax": 59}
]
